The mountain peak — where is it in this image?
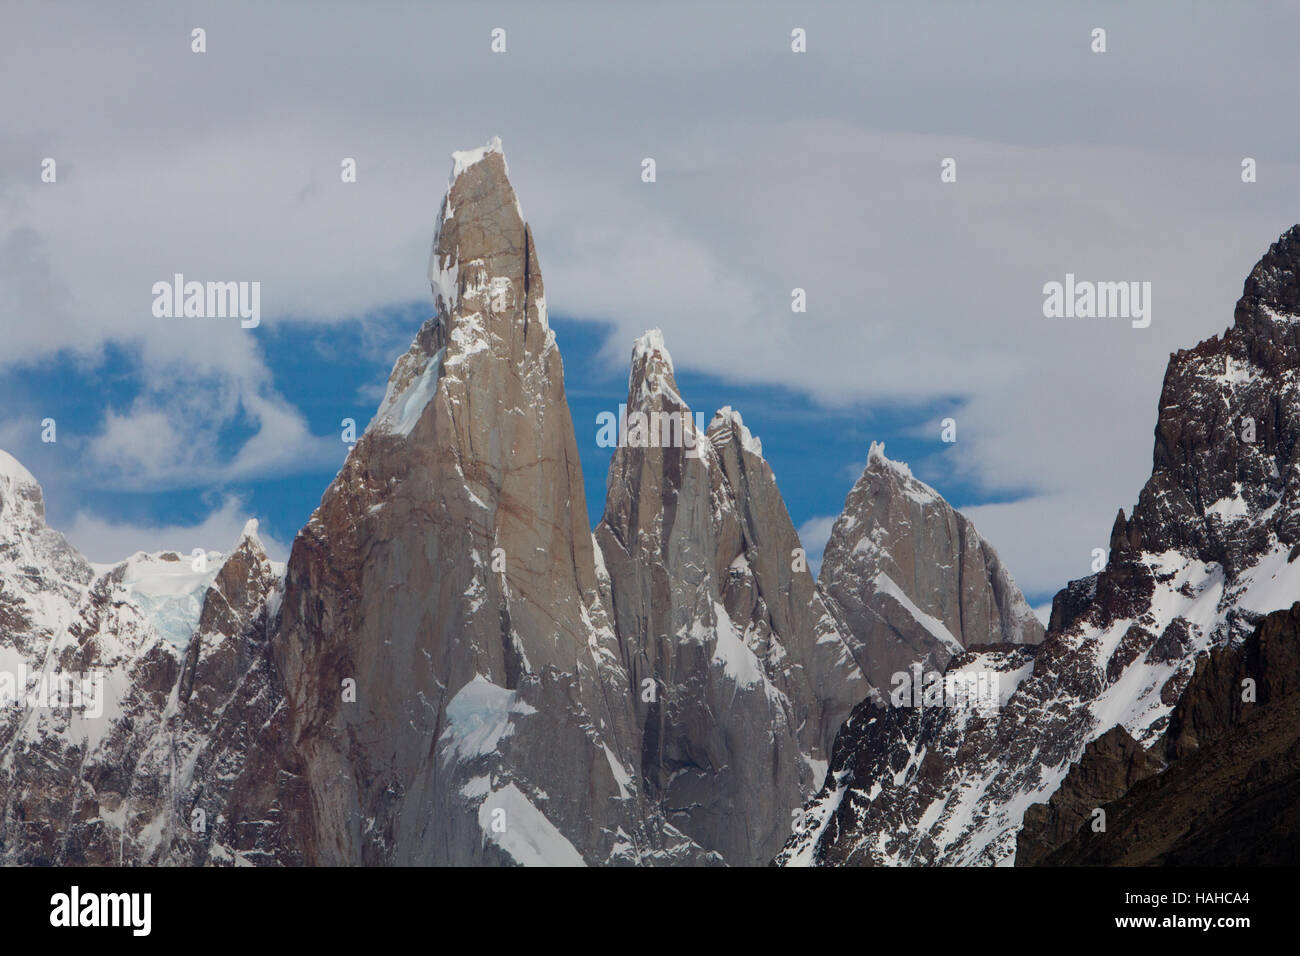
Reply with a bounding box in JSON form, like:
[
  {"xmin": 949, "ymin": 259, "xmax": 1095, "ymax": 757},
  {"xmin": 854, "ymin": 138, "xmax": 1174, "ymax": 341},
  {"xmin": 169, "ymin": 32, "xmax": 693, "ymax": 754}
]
[
  {"xmin": 429, "ymin": 138, "xmax": 534, "ymax": 325},
  {"xmin": 708, "ymin": 405, "xmax": 763, "ymax": 458},
  {"xmin": 865, "ymin": 440, "xmax": 913, "ymax": 477},
  {"xmin": 235, "ymin": 518, "xmax": 270, "ymax": 559},
  {"xmin": 627, "ymin": 328, "xmax": 684, "ymax": 409},
  {"xmin": 1236, "ymin": 223, "xmax": 1300, "ymax": 328},
  {"xmin": 632, "ymin": 328, "xmax": 671, "ymax": 368},
  {"xmin": 859, "ymin": 441, "xmax": 943, "ymax": 509},
  {"xmin": 819, "ymin": 438, "xmax": 1044, "ymax": 690},
  {"xmin": 380, "ymin": 139, "xmax": 549, "ymax": 439},
  {"xmin": 0, "ymin": 448, "xmax": 45, "ymax": 527},
  {"xmin": 450, "ymin": 136, "xmax": 506, "ymax": 180}
]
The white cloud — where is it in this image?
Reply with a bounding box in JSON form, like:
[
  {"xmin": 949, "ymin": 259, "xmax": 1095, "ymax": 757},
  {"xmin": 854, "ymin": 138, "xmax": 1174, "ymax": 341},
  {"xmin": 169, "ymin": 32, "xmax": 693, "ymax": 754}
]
[
  {"xmin": 1032, "ymin": 603, "xmax": 1053, "ymax": 628},
  {"xmin": 83, "ymin": 355, "xmax": 342, "ymax": 489},
  {"xmin": 64, "ymin": 497, "xmax": 290, "ymax": 565}
]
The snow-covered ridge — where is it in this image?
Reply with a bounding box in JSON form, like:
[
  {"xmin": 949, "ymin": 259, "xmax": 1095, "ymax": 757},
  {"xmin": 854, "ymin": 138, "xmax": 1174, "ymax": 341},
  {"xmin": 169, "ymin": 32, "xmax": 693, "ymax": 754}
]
[
  {"xmin": 630, "ymin": 328, "xmax": 673, "ymax": 384},
  {"xmin": 1, "ymin": 447, "xmax": 276, "ymax": 653},
  {"xmin": 0, "ymin": 449, "xmax": 37, "ymax": 488}
]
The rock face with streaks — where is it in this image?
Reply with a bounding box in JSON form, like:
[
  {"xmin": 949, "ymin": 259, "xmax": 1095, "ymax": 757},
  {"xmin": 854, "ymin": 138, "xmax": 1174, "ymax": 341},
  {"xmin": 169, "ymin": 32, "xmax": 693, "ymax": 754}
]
[
  {"xmin": 594, "ymin": 332, "xmax": 870, "ymax": 865},
  {"xmin": 818, "ymin": 444, "xmax": 1044, "ymax": 690},
  {"xmin": 265, "ymin": 139, "xmax": 708, "ymax": 865}
]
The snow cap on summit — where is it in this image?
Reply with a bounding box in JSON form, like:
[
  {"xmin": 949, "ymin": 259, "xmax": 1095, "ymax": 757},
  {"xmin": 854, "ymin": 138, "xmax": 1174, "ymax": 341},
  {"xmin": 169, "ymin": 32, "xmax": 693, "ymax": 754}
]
[
  {"xmin": 712, "ymin": 406, "xmax": 763, "ymax": 458},
  {"xmin": 450, "ymin": 136, "xmax": 506, "ymax": 180},
  {"xmin": 866, "ymin": 440, "xmax": 915, "ymax": 480},
  {"xmin": 627, "ymin": 329, "xmax": 684, "ymax": 405},
  {"xmin": 428, "ymin": 136, "xmax": 529, "ymax": 318},
  {"xmin": 632, "ymin": 328, "xmax": 672, "ymax": 369}
]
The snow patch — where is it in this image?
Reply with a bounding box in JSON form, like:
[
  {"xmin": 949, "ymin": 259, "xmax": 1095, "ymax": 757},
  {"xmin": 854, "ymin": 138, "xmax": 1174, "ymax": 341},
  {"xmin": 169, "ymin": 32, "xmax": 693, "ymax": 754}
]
[
  {"xmin": 477, "ymin": 783, "xmax": 586, "ymax": 866},
  {"xmin": 872, "ymin": 572, "xmax": 964, "ymax": 655},
  {"xmin": 374, "ymin": 348, "xmax": 446, "ymax": 437},
  {"xmin": 450, "ymin": 136, "xmax": 504, "ymax": 179},
  {"xmin": 441, "ymin": 675, "xmax": 537, "ymax": 764},
  {"xmin": 108, "ymin": 551, "xmax": 223, "ymax": 650}
]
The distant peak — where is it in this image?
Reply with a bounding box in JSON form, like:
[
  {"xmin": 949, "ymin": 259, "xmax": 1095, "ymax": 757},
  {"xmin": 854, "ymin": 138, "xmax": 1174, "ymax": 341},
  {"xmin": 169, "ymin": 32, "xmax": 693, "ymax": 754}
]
[
  {"xmin": 862, "ymin": 442, "xmax": 945, "ymax": 506},
  {"xmin": 222, "ymin": 518, "xmax": 269, "ymax": 563},
  {"xmin": 450, "ymin": 136, "xmax": 506, "ymax": 180},
  {"xmin": 626, "ymin": 329, "xmax": 689, "ymax": 412},
  {"xmin": 632, "ymin": 328, "xmax": 672, "ymax": 369},
  {"xmin": 1239, "ymin": 223, "xmax": 1300, "ymax": 322},
  {"xmin": 866, "ymin": 440, "xmax": 904, "ymax": 474},
  {"xmin": 710, "ymin": 406, "xmax": 764, "ymax": 458}
]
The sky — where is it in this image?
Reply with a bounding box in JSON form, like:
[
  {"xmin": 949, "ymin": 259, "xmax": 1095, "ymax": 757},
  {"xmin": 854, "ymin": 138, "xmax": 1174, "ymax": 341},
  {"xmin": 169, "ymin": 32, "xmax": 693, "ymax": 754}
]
[{"xmin": 2, "ymin": 1, "xmax": 1299, "ymax": 614}]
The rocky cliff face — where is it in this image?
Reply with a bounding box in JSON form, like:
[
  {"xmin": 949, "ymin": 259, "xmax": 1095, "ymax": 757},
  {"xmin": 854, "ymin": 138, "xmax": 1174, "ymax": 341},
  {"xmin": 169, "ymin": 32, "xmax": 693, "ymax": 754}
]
[
  {"xmin": 778, "ymin": 224, "xmax": 1300, "ymax": 867},
  {"xmin": 818, "ymin": 444, "xmax": 1044, "ymax": 690},
  {"xmin": 263, "ymin": 139, "xmax": 712, "ymax": 866},
  {"xmin": 0, "ymin": 450, "xmax": 173, "ymax": 864},
  {"xmin": 594, "ymin": 332, "xmax": 869, "ymax": 865},
  {"xmin": 1015, "ymin": 725, "xmax": 1164, "ymax": 866},
  {"xmin": 0, "ymin": 448, "xmax": 286, "ymax": 864}
]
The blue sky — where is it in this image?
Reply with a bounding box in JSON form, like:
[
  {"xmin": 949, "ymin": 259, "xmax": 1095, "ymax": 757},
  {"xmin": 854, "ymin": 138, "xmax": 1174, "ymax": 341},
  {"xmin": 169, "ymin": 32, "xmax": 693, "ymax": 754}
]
[{"xmin": 5, "ymin": 306, "xmax": 1005, "ymax": 591}]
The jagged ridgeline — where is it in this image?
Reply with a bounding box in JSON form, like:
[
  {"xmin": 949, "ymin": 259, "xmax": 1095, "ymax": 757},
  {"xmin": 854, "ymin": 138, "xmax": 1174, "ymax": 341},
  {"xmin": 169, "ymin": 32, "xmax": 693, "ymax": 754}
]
[
  {"xmin": 0, "ymin": 140, "xmax": 1042, "ymax": 866},
  {"xmin": 779, "ymin": 225, "xmax": 1300, "ymax": 867}
]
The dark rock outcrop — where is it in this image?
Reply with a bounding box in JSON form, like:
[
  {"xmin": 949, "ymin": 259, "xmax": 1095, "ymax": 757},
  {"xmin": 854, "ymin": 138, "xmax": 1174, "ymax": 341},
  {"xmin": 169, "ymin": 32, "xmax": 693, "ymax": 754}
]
[{"xmin": 1034, "ymin": 601, "xmax": 1300, "ymax": 865}]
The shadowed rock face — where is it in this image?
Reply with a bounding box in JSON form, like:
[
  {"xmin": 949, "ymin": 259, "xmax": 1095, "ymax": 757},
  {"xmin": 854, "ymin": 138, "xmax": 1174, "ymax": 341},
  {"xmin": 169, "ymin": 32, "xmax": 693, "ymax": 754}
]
[
  {"xmin": 1029, "ymin": 602, "xmax": 1300, "ymax": 866},
  {"xmin": 1016, "ymin": 725, "xmax": 1164, "ymax": 866},
  {"xmin": 779, "ymin": 224, "xmax": 1300, "ymax": 868},
  {"xmin": 595, "ymin": 333, "xmax": 869, "ymax": 865},
  {"xmin": 818, "ymin": 444, "xmax": 1044, "ymax": 691}
]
